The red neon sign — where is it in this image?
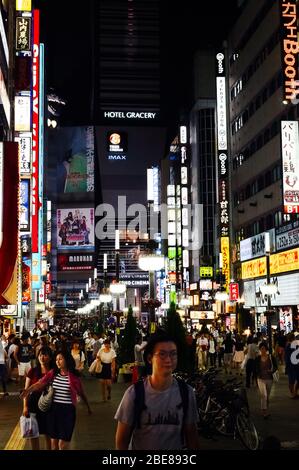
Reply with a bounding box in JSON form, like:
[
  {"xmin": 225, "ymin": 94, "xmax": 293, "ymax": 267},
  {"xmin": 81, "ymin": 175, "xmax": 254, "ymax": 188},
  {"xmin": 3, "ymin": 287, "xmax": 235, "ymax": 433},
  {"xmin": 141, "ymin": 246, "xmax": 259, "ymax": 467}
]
[{"xmin": 31, "ymin": 9, "xmax": 39, "ymax": 253}]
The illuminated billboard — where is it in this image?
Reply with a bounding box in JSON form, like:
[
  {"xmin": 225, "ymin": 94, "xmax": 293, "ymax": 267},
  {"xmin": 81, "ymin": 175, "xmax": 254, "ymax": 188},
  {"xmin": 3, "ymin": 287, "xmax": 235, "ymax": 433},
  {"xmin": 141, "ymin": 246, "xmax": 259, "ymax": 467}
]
[
  {"xmin": 95, "ymin": 125, "xmax": 166, "ymax": 207},
  {"xmin": 241, "ymin": 247, "xmax": 299, "ymax": 279},
  {"xmin": 16, "ymin": 16, "xmax": 31, "ymax": 52},
  {"xmin": 22, "ymin": 258, "xmax": 31, "ymax": 302},
  {"xmin": 280, "ymin": 0, "xmax": 299, "ymax": 103},
  {"xmin": 20, "ymin": 178, "xmax": 30, "ymax": 231},
  {"xmin": 15, "ymin": 133, "xmax": 31, "ymax": 175},
  {"xmin": 16, "ymin": 0, "xmax": 32, "ymax": 11},
  {"xmin": 0, "ymin": 143, "xmax": 19, "ymax": 304},
  {"xmin": 57, "ymin": 208, "xmax": 95, "ymax": 250},
  {"xmin": 31, "ymin": 9, "xmax": 40, "ymax": 253},
  {"xmin": 14, "ymin": 95, "xmax": 30, "ymax": 131},
  {"xmin": 281, "ymin": 121, "xmax": 299, "ymax": 213},
  {"xmin": 221, "ymin": 237, "xmax": 230, "ymax": 289},
  {"xmin": 57, "ymin": 253, "xmax": 94, "ymax": 271},
  {"xmin": 52, "ymin": 126, "xmax": 94, "ymax": 193}
]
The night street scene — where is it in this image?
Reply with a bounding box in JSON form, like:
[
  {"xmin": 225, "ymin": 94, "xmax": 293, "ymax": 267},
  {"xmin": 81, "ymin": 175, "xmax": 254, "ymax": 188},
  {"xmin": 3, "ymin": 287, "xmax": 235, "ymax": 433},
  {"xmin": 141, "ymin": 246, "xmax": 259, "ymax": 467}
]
[{"xmin": 1, "ymin": 0, "xmax": 299, "ymax": 461}]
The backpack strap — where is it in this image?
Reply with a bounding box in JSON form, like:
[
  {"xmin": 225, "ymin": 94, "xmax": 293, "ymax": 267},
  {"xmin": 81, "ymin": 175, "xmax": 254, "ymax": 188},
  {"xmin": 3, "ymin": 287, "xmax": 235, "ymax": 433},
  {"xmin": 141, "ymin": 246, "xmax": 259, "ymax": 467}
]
[
  {"xmin": 176, "ymin": 377, "xmax": 189, "ymax": 444},
  {"xmin": 133, "ymin": 379, "xmax": 147, "ymax": 429}
]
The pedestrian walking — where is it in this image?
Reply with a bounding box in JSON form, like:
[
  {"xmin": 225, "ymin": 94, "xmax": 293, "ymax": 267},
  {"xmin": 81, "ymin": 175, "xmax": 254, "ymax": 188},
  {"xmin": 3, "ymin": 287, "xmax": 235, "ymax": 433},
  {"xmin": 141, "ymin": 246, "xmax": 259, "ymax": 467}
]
[
  {"xmin": 21, "ymin": 350, "xmax": 91, "ymax": 450},
  {"xmin": 71, "ymin": 340, "xmax": 85, "ymax": 373},
  {"xmin": 245, "ymin": 337, "xmax": 259, "ymax": 388},
  {"xmin": 0, "ymin": 340, "xmax": 8, "ymax": 396},
  {"xmin": 96, "ymin": 339, "xmax": 116, "ymax": 401},
  {"xmin": 223, "ymin": 332, "xmax": 235, "ymax": 374},
  {"xmin": 284, "ymin": 332, "xmax": 299, "ymax": 399},
  {"xmin": 255, "ymin": 342, "xmax": 278, "ymax": 418},
  {"xmin": 115, "ymin": 332, "xmax": 200, "ymax": 450},
  {"xmin": 22, "ymin": 346, "xmax": 54, "ymax": 450},
  {"xmin": 233, "ymin": 334, "xmax": 245, "ymax": 375},
  {"xmin": 14, "ymin": 333, "xmax": 33, "ymax": 385}
]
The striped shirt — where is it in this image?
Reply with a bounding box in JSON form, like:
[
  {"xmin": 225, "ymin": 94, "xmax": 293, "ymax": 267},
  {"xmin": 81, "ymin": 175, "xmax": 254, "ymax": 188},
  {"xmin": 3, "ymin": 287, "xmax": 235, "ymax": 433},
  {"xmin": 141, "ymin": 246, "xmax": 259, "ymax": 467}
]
[{"xmin": 53, "ymin": 373, "xmax": 72, "ymax": 404}]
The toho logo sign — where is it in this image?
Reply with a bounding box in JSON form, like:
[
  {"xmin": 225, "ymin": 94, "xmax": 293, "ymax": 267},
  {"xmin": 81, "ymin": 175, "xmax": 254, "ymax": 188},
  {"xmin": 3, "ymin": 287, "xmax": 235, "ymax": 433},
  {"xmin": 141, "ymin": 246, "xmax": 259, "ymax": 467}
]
[
  {"xmin": 216, "ymin": 52, "xmax": 225, "ymax": 75},
  {"xmin": 219, "ymin": 153, "xmax": 227, "ymax": 175}
]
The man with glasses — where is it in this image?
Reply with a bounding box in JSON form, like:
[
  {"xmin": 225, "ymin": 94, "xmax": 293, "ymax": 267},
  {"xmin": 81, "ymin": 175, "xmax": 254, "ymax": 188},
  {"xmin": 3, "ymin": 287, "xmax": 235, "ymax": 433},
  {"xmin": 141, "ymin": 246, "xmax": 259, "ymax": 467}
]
[{"xmin": 115, "ymin": 332, "xmax": 199, "ymax": 450}]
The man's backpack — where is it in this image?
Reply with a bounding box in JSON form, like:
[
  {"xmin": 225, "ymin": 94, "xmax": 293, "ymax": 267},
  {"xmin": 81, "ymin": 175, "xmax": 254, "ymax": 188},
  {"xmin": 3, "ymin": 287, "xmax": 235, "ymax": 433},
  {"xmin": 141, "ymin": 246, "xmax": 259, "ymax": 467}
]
[{"xmin": 132, "ymin": 377, "xmax": 189, "ymax": 443}]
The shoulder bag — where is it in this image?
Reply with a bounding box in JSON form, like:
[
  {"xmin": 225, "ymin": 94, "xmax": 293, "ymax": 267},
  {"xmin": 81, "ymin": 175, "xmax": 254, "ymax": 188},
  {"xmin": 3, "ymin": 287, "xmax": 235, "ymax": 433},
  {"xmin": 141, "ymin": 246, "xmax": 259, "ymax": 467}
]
[{"xmin": 38, "ymin": 384, "xmax": 54, "ymax": 412}]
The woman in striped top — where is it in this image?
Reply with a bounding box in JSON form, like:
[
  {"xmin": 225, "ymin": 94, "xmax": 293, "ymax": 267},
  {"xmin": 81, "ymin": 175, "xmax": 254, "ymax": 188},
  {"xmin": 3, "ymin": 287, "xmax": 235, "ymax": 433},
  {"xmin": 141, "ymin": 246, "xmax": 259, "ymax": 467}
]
[{"xmin": 21, "ymin": 350, "xmax": 91, "ymax": 450}]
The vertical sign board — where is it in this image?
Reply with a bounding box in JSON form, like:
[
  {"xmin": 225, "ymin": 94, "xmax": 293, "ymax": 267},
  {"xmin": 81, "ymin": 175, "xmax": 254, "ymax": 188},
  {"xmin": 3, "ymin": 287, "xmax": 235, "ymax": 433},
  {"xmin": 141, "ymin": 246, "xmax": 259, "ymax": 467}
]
[
  {"xmin": 16, "ymin": 16, "xmax": 31, "ymax": 52},
  {"xmin": 280, "ymin": 0, "xmax": 299, "ymax": 103},
  {"xmin": 216, "ymin": 52, "xmax": 230, "ymax": 240},
  {"xmin": 31, "ymin": 9, "xmax": 39, "ymax": 253},
  {"xmin": 281, "ymin": 121, "xmax": 299, "ymax": 213},
  {"xmin": 36, "ymin": 43, "xmax": 44, "ymax": 287},
  {"xmin": 86, "ymin": 126, "xmax": 94, "ymax": 192},
  {"xmin": 15, "ymin": 134, "xmax": 31, "ymax": 175},
  {"xmin": 20, "ymin": 179, "xmax": 30, "ymax": 231},
  {"xmin": 221, "ymin": 237, "xmax": 230, "ymax": 290},
  {"xmin": 229, "ymin": 282, "xmax": 239, "ymax": 301},
  {"xmin": 0, "ymin": 143, "xmax": 19, "ymax": 305}
]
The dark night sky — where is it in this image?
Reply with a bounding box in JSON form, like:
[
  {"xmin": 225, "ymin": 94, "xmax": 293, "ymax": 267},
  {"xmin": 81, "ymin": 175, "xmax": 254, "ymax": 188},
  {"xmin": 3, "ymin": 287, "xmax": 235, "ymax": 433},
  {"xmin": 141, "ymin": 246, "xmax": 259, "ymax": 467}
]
[{"xmin": 36, "ymin": 0, "xmax": 240, "ymax": 130}]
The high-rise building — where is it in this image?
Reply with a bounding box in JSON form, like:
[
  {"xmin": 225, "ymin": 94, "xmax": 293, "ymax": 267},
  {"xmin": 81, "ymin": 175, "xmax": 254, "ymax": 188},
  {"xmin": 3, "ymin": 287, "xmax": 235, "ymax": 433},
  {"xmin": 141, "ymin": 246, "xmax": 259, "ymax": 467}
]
[
  {"xmin": 91, "ymin": 0, "xmax": 166, "ymax": 315},
  {"xmin": 92, "ymin": 0, "xmax": 161, "ymax": 123},
  {"xmin": 227, "ymin": 0, "xmax": 299, "ymax": 330}
]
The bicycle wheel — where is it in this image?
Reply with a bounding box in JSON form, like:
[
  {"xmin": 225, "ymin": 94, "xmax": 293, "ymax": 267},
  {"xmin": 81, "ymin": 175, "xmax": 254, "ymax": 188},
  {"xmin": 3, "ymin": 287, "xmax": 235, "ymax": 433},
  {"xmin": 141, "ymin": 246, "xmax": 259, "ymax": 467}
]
[{"xmin": 236, "ymin": 410, "xmax": 259, "ymax": 450}]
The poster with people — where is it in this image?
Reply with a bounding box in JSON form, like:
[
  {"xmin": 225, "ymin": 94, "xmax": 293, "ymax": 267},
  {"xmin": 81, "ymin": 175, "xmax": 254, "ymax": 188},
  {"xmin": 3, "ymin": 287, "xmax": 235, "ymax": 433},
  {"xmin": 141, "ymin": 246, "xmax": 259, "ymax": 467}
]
[{"xmin": 57, "ymin": 208, "xmax": 94, "ymax": 250}]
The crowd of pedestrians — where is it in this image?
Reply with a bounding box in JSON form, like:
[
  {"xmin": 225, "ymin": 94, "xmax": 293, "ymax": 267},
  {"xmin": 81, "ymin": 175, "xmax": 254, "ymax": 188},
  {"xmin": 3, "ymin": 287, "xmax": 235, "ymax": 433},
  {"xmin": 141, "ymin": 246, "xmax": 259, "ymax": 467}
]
[{"xmin": 0, "ymin": 321, "xmax": 299, "ymax": 451}]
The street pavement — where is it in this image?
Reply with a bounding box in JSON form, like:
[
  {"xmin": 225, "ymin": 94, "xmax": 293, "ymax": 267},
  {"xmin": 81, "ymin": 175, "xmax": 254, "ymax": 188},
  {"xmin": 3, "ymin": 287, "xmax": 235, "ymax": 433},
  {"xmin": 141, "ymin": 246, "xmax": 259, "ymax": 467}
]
[{"xmin": 0, "ymin": 365, "xmax": 299, "ymax": 451}]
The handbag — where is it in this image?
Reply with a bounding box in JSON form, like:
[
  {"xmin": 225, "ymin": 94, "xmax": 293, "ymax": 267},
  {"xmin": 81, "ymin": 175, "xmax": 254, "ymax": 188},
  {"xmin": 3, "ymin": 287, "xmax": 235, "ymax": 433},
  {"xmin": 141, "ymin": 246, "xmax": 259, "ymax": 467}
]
[
  {"xmin": 89, "ymin": 358, "xmax": 102, "ymax": 374},
  {"xmin": 20, "ymin": 414, "xmax": 39, "ymax": 439},
  {"xmin": 241, "ymin": 355, "xmax": 248, "ymax": 370},
  {"xmin": 38, "ymin": 384, "xmax": 54, "ymax": 412},
  {"xmin": 272, "ymin": 370, "xmax": 279, "ymax": 382}
]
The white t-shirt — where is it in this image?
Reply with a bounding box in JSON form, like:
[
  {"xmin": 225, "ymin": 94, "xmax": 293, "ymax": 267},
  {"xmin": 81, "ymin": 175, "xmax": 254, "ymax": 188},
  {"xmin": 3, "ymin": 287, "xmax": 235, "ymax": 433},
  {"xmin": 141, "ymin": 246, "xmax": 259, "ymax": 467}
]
[
  {"xmin": 0, "ymin": 343, "xmax": 6, "ymax": 364},
  {"xmin": 97, "ymin": 349, "xmax": 116, "ymax": 364},
  {"xmin": 114, "ymin": 377, "xmax": 198, "ymax": 450},
  {"xmin": 71, "ymin": 350, "xmax": 85, "ymax": 370}
]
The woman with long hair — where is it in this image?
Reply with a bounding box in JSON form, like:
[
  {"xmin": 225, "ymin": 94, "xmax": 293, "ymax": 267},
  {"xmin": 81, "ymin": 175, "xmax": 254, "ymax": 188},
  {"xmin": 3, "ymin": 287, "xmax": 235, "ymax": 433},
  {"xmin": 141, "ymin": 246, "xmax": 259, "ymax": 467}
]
[
  {"xmin": 21, "ymin": 350, "xmax": 91, "ymax": 450},
  {"xmin": 22, "ymin": 346, "xmax": 54, "ymax": 450},
  {"xmin": 255, "ymin": 342, "xmax": 278, "ymax": 418}
]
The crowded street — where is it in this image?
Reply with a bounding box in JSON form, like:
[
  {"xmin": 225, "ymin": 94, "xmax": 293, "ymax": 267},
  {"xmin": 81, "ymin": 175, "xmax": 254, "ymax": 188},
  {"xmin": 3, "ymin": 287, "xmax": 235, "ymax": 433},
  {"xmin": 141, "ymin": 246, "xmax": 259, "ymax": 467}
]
[{"xmin": 1, "ymin": 0, "xmax": 299, "ymax": 458}]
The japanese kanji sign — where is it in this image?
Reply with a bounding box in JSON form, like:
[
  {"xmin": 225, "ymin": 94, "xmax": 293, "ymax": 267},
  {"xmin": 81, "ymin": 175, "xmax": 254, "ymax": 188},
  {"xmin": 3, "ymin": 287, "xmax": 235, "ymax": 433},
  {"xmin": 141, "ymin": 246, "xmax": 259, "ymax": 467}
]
[{"xmin": 281, "ymin": 120, "xmax": 299, "ymax": 213}]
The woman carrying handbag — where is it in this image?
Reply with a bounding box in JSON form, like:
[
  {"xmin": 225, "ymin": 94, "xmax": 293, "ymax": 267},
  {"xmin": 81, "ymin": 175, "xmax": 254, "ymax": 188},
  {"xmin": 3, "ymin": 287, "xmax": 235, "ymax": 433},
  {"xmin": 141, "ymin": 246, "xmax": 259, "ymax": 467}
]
[
  {"xmin": 22, "ymin": 346, "xmax": 54, "ymax": 450},
  {"xmin": 21, "ymin": 350, "xmax": 92, "ymax": 450}
]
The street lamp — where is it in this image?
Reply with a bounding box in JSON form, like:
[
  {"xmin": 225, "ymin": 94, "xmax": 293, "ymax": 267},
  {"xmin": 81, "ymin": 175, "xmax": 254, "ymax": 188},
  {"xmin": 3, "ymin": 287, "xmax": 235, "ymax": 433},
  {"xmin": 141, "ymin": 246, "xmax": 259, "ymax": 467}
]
[
  {"xmin": 138, "ymin": 254, "xmax": 165, "ymax": 330},
  {"xmin": 260, "ymin": 232, "xmax": 278, "ymax": 354}
]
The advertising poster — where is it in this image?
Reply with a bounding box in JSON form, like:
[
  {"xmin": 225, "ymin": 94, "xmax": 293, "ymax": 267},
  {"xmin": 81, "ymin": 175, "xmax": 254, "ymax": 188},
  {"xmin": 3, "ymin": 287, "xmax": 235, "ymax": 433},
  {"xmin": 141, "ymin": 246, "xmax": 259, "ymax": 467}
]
[
  {"xmin": 20, "ymin": 178, "xmax": 30, "ymax": 231},
  {"xmin": 0, "ymin": 142, "xmax": 19, "ymax": 305},
  {"xmin": 53, "ymin": 127, "xmax": 94, "ymax": 193},
  {"xmin": 57, "ymin": 208, "xmax": 94, "ymax": 250},
  {"xmin": 279, "ymin": 307, "xmax": 293, "ymax": 333},
  {"xmin": 22, "ymin": 258, "xmax": 31, "ymax": 303}
]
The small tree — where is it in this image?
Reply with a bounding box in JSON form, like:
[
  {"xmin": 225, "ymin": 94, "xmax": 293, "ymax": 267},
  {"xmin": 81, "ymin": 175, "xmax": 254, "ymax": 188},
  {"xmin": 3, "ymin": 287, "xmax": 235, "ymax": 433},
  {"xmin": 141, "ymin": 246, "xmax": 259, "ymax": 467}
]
[
  {"xmin": 118, "ymin": 305, "xmax": 138, "ymax": 366},
  {"xmin": 94, "ymin": 318, "xmax": 104, "ymax": 337},
  {"xmin": 164, "ymin": 301, "xmax": 188, "ymax": 372}
]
